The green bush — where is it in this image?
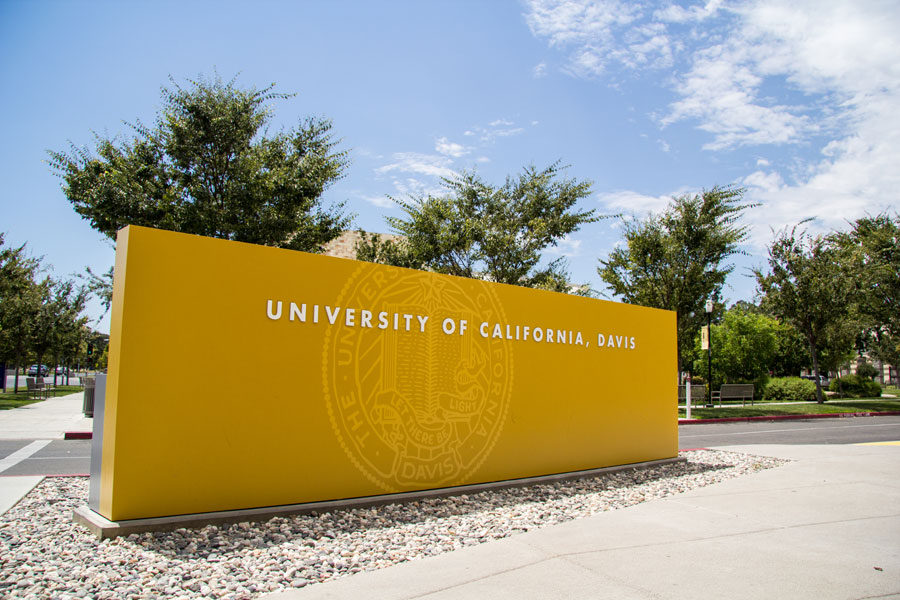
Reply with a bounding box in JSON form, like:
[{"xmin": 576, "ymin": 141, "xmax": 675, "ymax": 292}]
[
  {"xmin": 829, "ymin": 375, "xmax": 881, "ymax": 398},
  {"xmin": 855, "ymin": 363, "xmax": 879, "ymax": 380},
  {"xmin": 763, "ymin": 377, "xmax": 817, "ymax": 403}
]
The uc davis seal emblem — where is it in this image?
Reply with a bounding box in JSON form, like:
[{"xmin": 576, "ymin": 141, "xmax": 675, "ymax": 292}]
[{"xmin": 323, "ymin": 266, "xmax": 513, "ymax": 492}]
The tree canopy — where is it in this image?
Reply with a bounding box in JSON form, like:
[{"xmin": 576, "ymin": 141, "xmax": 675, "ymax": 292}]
[
  {"xmin": 357, "ymin": 163, "xmax": 597, "ymax": 292},
  {"xmin": 754, "ymin": 225, "xmax": 856, "ymax": 403},
  {"xmin": 693, "ymin": 304, "xmax": 780, "ymax": 388},
  {"xmin": 833, "ymin": 214, "xmax": 900, "ymax": 375},
  {"xmin": 0, "ymin": 235, "xmax": 92, "ymax": 390},
  {"xmin": 48, "ymin": 74, "xmax": 351, "ymax": 252},
  {"xmin": 598, "ymin": 185, "xmax": 753, "ymax": 374}
]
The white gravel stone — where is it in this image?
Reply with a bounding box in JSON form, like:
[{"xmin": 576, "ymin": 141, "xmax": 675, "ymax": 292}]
[{"xmin": 0, "ymin": 450, "xmax": 785, "ymax": 599}]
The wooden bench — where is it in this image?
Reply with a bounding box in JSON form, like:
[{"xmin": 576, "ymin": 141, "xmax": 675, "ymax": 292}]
[
  {"xmin": 678, "ymin": 384, "xmax": 707, "ymax": 404},
  {"xmin": 712, "ymin": 383, "xmax": 755, "ymax": 406}
]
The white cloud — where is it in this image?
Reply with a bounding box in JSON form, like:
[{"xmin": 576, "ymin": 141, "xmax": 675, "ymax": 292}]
[
  {"xmin": 378, "ymin": 117, "xmax": 535, "ymax": 201},
  {"xmin": 360, "ymin": 194, "xmax": 395, "ymax": 209},
  {"xmin": 597, "ymin": 190, "xmax": 673, "ymax": 216},
  {"xmin": 376, "ymin": 153, "xmax": 455, "ymax": 179},
  {"xmin": 731, "ymin": 0, "xmax": 900, "ymax": 246},
  {"xmin": 494, "ymin": 127, "xmax": 525, "ymax": 138},
  {"xmin": 741, "ymin": 169, "xmax": 783, "ymax": 193},
  {"xmin": 653, "ymin": 0, "xmax": 724, "ymax": 24},
  {"xmin": 526, "ymin": 0, "xmax": 900, "ymax": 246},
  {"xmin": 524, "ymin": 0, "xmax": 639, "ymax": 47},
  {"xmin": 390, "ymin": 177, "xmax": 446, "ymax": 199},
  {"xmin": 525, "ymin": 0, "xmax": 675, "ymax": 76},
  {"xmin": 662, "ymin": 44, "xmax": 815, "ymax": 149},
  {"xmin": 466, "ymin": 119, "xmax": 526, "ymax": 143},
  {"xmin": 545, "ymin": 235, "xmax": 583, "ymax": 257},
  {"xmin": 533, "ymin": 62, "xmax": 548, "ymax": 78},
  {"xmin": 435, "ymin": 137, "xmax": 470, "ymax": 158},
  {"xmin": 664, "ymin": 0, "xmax": 900, "ymax": 155},
  {"xmin": 657, "ymin": 138, "xmax": 670, "ymax": 153}
]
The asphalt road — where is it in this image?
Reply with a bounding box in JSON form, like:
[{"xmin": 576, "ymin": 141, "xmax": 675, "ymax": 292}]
[
  {"xmin": 678, "ymin": 414, "xmax": 900, "ymax": 449},
  {"xmin": 0, "ymin": 439, "xmax": 91, "ymax": 476},
  {"xmin": 2, "ymin": 416, "xmax": 899, "ymax": 477}
]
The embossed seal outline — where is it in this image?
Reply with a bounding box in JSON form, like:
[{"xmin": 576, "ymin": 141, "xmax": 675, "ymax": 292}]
[{"xmin": 323, "ymin": 265, "xmax": 513, "ymax": 493}]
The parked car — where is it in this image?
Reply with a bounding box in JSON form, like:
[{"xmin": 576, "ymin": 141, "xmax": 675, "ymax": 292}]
[
  {"xmin": 801, "ymin": 374, "xmax": 829, "ymax": 386},
  {"xmin": 55, "ymin": 365, "xmax": 66, "ymax": 375},
  {"xmin": 27, "ymin": 364, "xmax": 49, "ymax": 376}
]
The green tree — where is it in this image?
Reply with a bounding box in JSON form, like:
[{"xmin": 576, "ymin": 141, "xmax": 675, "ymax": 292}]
[
  {"xmin": 833, "ymin": 213, "xmax": 900, "ymax": 380},
  {"xmin": 729, "ymin": 300, "xmax": 813, "ymax": 377},
  {"xmin": 78, "ymin": 266, "xmax": 114, "ymax": 317},
  {"xmin": 358, "ymin": 164, "xmax": 597, "ymax": 291},
  {"xmin": 755, "ymin": 225, "xmax": 856, "ymax": 403},
  {"xmin": 86, "ymin": 332, "xmax": 110, "ymax": 371},
  {"xmin": 770, "ymin": 320, "xmax": 811, "ymax": 377},
  {"xmin": 50, "ymin": 285, "xmax": 90, "ymax": 384},
  {"xmin": 818, "ymin": 315, "xmax": 860, "ymax": 389},
  {"xmin": 856, "ymin": 362, "xmax": 880, "ymax": 380},
  {"xmin": 866, "ymin": 332, "xmax": 899, "ymax": 383},
  {"xmin": 49, "ymin": 74, "xmax": 350, "ymax": 252},
  {"xmin": 693, "ymin": 305, "xmax": 780, "ymax": 388},
  {"xmin": 0, "ymin": 235, "xmax": 43, "ymax": 392},
  {"xmin": 29, "ymin": 279, "xmax": 89, "ymax": 385},
  {"xmin": 598, "ymin": 185, "xmax": 753, "ymax": 374}
]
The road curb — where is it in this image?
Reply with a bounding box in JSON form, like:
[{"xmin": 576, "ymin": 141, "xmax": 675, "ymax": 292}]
[{"xmin": 679, "ymin": 411, "xmax": 900, "ymax": 425}]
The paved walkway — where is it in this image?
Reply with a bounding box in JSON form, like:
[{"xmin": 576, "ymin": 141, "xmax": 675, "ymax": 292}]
[
  {"xmin": 0, "ymin": 392, "xmax": 91, "ymax": 514},
  {"xmin": 0, "ymin": 392, "xmax": 92, "ymax": 439},
  {"xmin": 262, "ymin": 443, "xmax": 900, "ymax": 600}
]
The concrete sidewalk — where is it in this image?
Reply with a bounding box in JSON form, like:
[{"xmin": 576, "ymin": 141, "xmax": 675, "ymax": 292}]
[
  {"xmin": 0, "ymin": 391, "xmax": 92, "ymax": 440},
  {"xmin": 262, "ymin": 444, "xmax": 900, "ymax": 600},
  {"xmin": 0, "ymin": 392, "xmax": 92, "ymax": 514}
]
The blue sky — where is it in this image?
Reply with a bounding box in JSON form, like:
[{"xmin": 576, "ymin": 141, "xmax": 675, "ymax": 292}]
[{"xmin": 2, "ymin": 0, "xmax": 898, "ymax": 333}]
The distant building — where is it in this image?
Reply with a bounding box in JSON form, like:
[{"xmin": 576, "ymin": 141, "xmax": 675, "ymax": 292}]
[{"xmin": 322, "ymin": 231, "xmax": 402, "ymax": 260}]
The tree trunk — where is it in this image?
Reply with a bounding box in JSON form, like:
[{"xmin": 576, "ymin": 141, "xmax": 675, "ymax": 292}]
[
  {"xmin": 36, "ymin": 352, "xmax": 44, "ymax": 385},
  {"xmin": 809, "ymin": 339, "xmax": 824, "ymax": 404}
]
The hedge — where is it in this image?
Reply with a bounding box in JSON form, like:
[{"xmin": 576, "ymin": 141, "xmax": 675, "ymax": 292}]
[{"xmin": 762, "ymin": 377, "xmax": 817, "ymax": 403}]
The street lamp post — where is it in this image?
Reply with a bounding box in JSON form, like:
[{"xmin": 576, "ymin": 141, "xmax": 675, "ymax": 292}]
[{"xmin": 706, "ymin": 299, "xmax": 713, "ymax": 407}]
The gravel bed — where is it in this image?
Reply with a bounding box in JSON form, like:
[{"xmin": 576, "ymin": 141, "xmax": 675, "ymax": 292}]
[{"xmin": 1, "ymin": 450, "xmax": 785, "ymax": 599}]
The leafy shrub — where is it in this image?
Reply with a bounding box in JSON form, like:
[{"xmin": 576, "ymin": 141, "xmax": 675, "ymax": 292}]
[
  {"xmin": 855, "ymin": 363, "xmax": 879, "ymax": 380},
  {"xmin": 763, "ymin": 377, "xmax": 817, "ymax": 403},
  {"xmin": 829, "ymin": 375, "xmax": 881, "ymax": 398}
]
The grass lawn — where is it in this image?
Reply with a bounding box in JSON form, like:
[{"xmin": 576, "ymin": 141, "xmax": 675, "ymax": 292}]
[
  {"xmin": 679, "ymin": 398, "xmax": 900, "ymax": 420},
  {"xmin": 0, "ymin": 385, "xmax": 83, "ymax": 410}
]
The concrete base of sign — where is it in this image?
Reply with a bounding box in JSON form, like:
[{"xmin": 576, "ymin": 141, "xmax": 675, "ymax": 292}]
[{"xmin": 73, "ymin": 456, "xmax": 684, "ymax": 539}]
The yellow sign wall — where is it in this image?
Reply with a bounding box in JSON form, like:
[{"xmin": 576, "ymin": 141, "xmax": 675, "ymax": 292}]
[{"xmin": 97, "ymin": 225, "xmax": 678, "ymax": 521}]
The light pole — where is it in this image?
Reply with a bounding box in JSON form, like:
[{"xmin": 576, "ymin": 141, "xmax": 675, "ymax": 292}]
[{"xmin": 706, "ymin": 299, "xmax": 713, "ymax": 407}]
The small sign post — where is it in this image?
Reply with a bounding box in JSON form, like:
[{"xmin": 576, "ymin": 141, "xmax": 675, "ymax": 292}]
[{"xmin": 685, "ymin": 375, "xmax": 692, "ymax": 420}]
